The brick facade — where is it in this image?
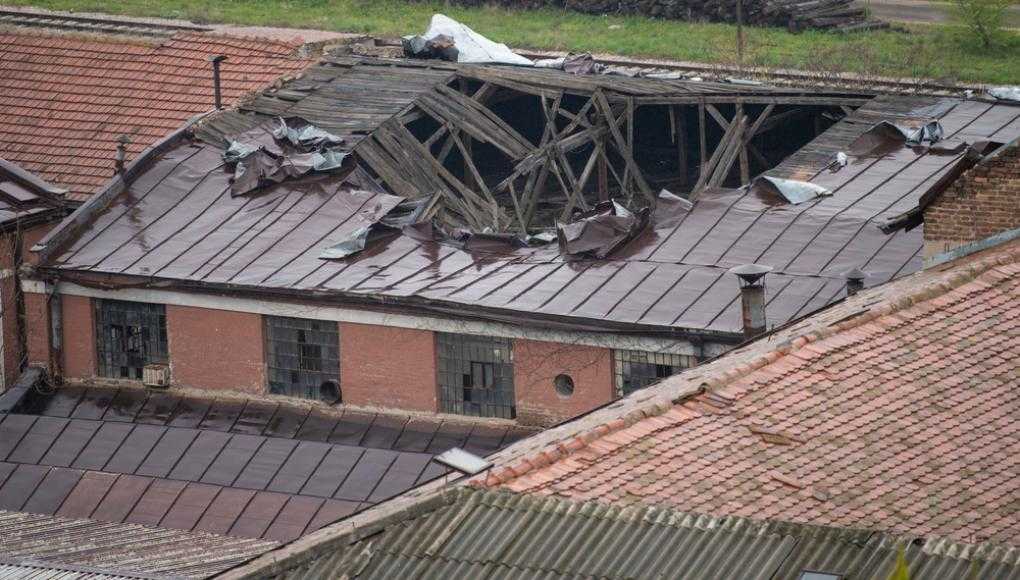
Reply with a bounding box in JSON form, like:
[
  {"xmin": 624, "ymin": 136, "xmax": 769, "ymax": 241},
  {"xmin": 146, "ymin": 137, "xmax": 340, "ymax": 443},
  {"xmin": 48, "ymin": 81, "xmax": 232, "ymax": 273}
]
[
  {"xmin": 339, "ymin": 322, "xmax": 438, "ymax": 412},
  {"xmin": 23, "ymin": 292, "xmax": 629, "ymax": 425},
  {"xmin": 166, "ymin": 305, "xmax": 266, "ymax": 394},
  {"xmin": 1, "ymin": 223, "xmax": 54, "ymax": 388},
  {"xmin": 513, "ymin": 339, "xmax": 615, "ymax": 426},
  {"xmin": 924, "ymin": 140, "xmax": 1020, "ymax": 258}
]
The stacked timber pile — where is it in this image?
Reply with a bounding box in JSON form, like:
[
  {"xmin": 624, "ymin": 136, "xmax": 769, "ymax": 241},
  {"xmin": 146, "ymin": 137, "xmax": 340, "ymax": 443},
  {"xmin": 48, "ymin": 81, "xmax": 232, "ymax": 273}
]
[{"xmin": 442, "ymin": 0, "xmax": 886, "ymax": 32}]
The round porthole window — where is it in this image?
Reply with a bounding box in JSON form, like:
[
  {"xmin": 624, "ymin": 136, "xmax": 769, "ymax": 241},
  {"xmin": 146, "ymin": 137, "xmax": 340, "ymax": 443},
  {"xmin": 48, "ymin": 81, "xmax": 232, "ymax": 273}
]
[
  {"xmin": 319, "ymin": 381, "xmax": 342, "ymax": 405},
  {"xmin": 554, "ymin": 374, "xmax": 575, "ymax": 397}
]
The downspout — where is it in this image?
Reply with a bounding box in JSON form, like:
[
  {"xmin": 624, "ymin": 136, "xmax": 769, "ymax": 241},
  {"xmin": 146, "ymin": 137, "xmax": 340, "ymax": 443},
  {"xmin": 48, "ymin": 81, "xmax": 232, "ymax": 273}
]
[
  {"xmin": 46, "ymin": 278, "xmax": 63, "ymax": 385},
  {"xmin": 11, "ymin": 220, "xmax": 27, "ymax": 378}
]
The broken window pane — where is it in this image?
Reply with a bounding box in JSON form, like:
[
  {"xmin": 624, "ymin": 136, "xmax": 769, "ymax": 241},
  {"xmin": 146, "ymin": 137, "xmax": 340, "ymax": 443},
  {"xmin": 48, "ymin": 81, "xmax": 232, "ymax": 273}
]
[
  {"xmin": 95, "ymin": 299, "xmax": 168, "ymax": 380},
  {"xmin": 265, "ymin": 316, "xmax": 340, "ymax": 401},
  {"xmin": 437, "ymin": 333, "xmax": 515, "ymax": 419},
  {"xmin": 613, "ymin": 350, "xmax": 697, "ymax": 397}
]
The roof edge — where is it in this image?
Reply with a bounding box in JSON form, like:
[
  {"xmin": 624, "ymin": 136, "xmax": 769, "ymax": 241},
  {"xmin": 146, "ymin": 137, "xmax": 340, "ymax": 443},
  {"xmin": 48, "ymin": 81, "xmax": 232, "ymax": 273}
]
[
  {"xmin": 31, "ymin": 111, "xmax": 211, "ymax": 264},
  {"xmin": 476, "ymin": 238, "xmax": 1020, "ymax": 490}
]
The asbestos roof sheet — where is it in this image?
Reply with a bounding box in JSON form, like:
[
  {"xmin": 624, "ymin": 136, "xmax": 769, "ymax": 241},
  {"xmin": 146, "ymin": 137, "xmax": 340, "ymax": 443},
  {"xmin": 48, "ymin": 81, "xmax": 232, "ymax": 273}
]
[
  {"xmin": 0, "ymin": 510, "xmax": 275, "ymax": 579},
  {"xmin": 0, "ymin": 31, "xmax": 311, "ymax": 201},
  {"xmin": 243, "ymin": 488, "xmax": 1020, "ymax": 580},
  {"xmin": 42, "ymin": 84, "xmax": 1020, "ymax": 336},
  {"xmin": 481, "ymin": 238, "xmax": 1020, "ymax": 546},
  {"xmin": 0, "ymin": 388, "xmax": 529, "ymax": 545}
]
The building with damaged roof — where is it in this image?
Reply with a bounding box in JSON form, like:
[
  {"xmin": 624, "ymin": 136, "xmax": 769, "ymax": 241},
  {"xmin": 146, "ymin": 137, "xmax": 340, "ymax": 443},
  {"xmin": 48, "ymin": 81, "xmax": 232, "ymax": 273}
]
[
  {"xmin": 21, "ymin": 49, "xmax": 1020, "ymax": 425},
  {"xmin": 219, "ymin": 185, "xmax": 1020, "ymax": 579}
]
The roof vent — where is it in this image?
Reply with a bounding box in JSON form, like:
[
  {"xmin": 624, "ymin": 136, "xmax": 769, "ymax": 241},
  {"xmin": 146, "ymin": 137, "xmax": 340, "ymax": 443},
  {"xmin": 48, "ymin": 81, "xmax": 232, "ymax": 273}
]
[
  {"xmin": 434, "ymin": 447, "xmax": 492, "ymax": 475},
  {"xmin": 208, "ymin": 54, "xmax": 228, "ymax": 110},
  {"xmin": 114, "ymin": 135, "xmax": 131, "ymax": 175},
  {"xmin": 729, "ymin": 264, "xmax": 771, "ymax": 339},
  {"xmin": 844, "ymin": 267, "xmax": 867, "ymax": 297}
]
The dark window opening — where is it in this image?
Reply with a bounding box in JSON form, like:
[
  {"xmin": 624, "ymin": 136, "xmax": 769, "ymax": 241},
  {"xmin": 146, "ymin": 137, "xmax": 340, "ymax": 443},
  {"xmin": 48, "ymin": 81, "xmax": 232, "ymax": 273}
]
[
  {"xmin": 554, "ymin": 374, "xmax": 575, "ymax": 397},
  {"xmin": 265, "ymin": 316, "xmax": 340, "ymax": 401},
  {"xmin": 438, "ymin": 333, "xmax": 515, "ymax": 419},
  {"xmin": 95, "ymin": 299, "xmax": 168, "ymax": 380},
  {"xmin": 613, "ymin": 350, "xmax": 697, "ymax": 397}
]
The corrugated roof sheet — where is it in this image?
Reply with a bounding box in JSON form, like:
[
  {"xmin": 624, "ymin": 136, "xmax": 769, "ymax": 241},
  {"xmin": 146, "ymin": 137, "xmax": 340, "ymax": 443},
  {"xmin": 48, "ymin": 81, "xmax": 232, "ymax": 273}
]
[
  {"xmin": 39, "ymin": 61, "xmax": 1020, "ymax": 335},
  {"xmin": 231, "ymin": 488, "xmax": 1020, "ymax": 580},
  {"xmin": 481, "ymin": 237, "xmax": 1020, "ymax": 545},
  {"xmin": 0, "ymin": 509, "xmax": 276, "ymax": 579},
  {"xmin": 0, "ymin": 31, "xmax": 311, "ymax": 201}
]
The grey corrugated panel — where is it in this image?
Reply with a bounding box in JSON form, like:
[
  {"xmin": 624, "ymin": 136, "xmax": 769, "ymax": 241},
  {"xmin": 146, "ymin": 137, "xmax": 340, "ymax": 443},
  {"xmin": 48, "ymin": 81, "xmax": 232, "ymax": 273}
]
[
  {"xmin": 260, "ymin": 488, "xmax": 1020, "ymax": 580},
  {"xmin": 0, "ymin": 511, "xmax": 276, "ymax": 579}
]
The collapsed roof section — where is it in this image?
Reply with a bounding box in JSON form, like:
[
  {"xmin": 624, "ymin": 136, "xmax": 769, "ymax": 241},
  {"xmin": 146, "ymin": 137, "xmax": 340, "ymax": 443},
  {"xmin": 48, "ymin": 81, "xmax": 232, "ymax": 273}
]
[{"xmin": 33, "ymin": 56, "xmax": 1020, "ymax": 339}]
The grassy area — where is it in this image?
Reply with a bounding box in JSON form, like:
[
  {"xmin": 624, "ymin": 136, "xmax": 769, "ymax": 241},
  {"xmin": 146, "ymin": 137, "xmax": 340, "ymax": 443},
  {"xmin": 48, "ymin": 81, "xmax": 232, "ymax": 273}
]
[{"xmin": 8, "ymin": 0, "xmax": 1020, "ymax": 84}]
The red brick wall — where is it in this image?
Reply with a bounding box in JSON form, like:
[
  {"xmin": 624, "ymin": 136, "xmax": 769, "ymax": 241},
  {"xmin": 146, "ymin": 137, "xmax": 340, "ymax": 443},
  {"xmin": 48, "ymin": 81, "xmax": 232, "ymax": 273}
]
[
  {"xmin": 924, "ymin": 140, "xmax": 1020, "ymax": 257},
  {"xmin": 23, "ymin": 290, "xmax": 49, "ymax": 368},
  {"xmin": 1, "ymin": 222, "xmax": 56, "ymax": 388},
  {"xmin": 166, "ymin": 304, "xmax": 266, "ymax": 394},
  {"xmin": 339, "ymin": 322, "xmax": 438, "ymax": 412},
  {"xmin": 513, "ymin": 339, "xmax": 615, "ymax": 426},
  {"xmin": 62, "ymin": 294, "xmax": 95, "ymax": 380}
]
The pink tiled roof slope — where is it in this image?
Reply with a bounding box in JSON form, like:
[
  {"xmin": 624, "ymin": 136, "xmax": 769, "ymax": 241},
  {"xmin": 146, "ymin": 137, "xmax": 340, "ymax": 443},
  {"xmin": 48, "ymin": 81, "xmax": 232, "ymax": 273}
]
[
  {"xmin": 0, "ymin": 31, "xmax": 311, "ymax": 201},
  {"xmin": 480, "ymin": 238, "xmax": 1020, "ymax": 546}
]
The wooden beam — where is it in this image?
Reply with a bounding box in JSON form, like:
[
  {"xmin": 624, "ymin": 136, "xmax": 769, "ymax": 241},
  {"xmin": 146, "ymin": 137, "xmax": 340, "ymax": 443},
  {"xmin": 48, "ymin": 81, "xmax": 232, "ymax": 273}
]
[
  {"xmin": 676, "ymin": 106, "xmax": 689, "ymax": 187},
  {"xmin": 736, "ymin": 103, "xmax": 750, "ymax": 185},
  {"xmin": 698, "ymin": 102, "xmax": 707, "ymax": 189},
  {"xmin": 706, "ymin": 104, "xmax": 730, "ymax": 131},
  {"xmin": 593, "ymin": 91, "xmax": 653, "ymax": 202},
  {"xmin": 706, "ymin": 115, "xmax": 747, "ymax": 189}
]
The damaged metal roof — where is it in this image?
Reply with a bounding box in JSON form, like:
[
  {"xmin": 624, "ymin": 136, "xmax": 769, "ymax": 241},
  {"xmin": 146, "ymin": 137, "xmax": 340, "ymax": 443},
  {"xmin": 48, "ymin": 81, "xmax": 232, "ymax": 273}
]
[
  {"xmin": 223, "ymin": 488, "xmax": 1020, "ymax": 580},
  {"xmin": 35, "ymin": 57, "xmax": 1020, "ymax": 338},
  {"xmin": 0, "ymin": 158, "xmax": 69, "ymax": 230}
]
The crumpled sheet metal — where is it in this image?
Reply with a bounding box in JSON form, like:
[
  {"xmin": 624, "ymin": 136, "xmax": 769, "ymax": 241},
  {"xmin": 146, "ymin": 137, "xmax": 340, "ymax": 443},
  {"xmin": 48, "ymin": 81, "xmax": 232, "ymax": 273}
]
[
  {"xmin": 226, "ymin": 118, "xmax": 349, "ymax": 196},
  {"xmin": 557, "ymin": 200, "xmax": 646, "ymax": 259},
  {"xmin": 849, "ymin": 120, "xmax": 945, "ymax": 157},
  {"xmin": 320, "ymin": 193, "xmax": 406, "ymax": 259},
  {"xmin": 534, "ymin": 53, "xmax": 602, "ymax": 75},
  {"xmin": 988, "ymin": 86, "xmax": 1020, "ymax": 102},
  {"xmin": 403, "ymin": 14, "xmax": 533, "ymax": 66},
  {"xmin": 751, "ymin": 175, "xmax": 832, "ymax": 205},
  {"xmin": 273, "ymin": 117, "xmax": 345, "ymax": 149}
]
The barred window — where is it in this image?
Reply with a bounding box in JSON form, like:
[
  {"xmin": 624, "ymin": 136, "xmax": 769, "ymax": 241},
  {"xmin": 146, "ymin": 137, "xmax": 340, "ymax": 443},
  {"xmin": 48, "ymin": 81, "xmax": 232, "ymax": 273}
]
[
  {"xmin": 437, "ymin": 333, "xmax": 515, "ymax": 419},
  {"xmin": 265, "ymin": 316, "xmax": 340, "ymax": 401},
  {"xmin": 613, "ymin": 350, "xmax": 697, "ymax": 397},
  {"xmin": 95, "ymin": 299, "xmax": 168, "ymax": 380}
]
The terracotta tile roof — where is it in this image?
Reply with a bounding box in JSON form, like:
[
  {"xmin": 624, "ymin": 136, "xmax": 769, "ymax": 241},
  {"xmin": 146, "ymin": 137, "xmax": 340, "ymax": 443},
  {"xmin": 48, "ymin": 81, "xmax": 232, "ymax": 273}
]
[
  {"xmin": 480, "ymin": 238, "xmax": 1020, "ymax": 546},
  {"xmin": 0, "ymin": 31, "xmax": 312, "ymax": 201}
]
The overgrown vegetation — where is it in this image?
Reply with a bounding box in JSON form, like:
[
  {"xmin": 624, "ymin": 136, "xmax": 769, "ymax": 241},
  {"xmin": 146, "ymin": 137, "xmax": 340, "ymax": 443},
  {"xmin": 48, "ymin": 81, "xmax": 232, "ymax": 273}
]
[
  {"xmin": 7, "ymin": 0, "xmax": 1020, "ymax": 85},
  {"xmin": 952, "ymin": 0, "xmax": 1014, "ymax": 48}
]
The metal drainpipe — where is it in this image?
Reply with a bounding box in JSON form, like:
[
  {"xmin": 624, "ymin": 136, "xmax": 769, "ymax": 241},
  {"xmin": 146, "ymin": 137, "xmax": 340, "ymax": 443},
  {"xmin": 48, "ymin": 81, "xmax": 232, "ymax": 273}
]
[
  {"xmin": 46, "ymin": 279, "xmax": 63, "ymax": 385},
  {"xmin": 209, "ymin": 55, "xmax": 228, "ymax": 110},
  {"xmin": 728, "ymin": 264, "xmax": 772, "ymax": 339}
]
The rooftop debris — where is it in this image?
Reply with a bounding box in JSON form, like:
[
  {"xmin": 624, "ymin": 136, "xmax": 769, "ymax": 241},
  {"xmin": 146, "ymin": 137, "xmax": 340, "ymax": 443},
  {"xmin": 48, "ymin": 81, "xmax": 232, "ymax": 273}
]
[
  {"xmin": 989, "ymin": 86, "xmax": 1020, "ymax": 102},
  {"xmin": 750, "ymin": 175, "xmax": 832, "ymax": 204},
  {"xmin": 403, "ymin": 14, "xmax": 533, "ymax": 66},
  {"xmin": 557, "ymin": 199, "xmax": 647, "ymax": 258},
  {"xmin": 849, "ymin": 120, "xmax": 945, "ymax": 156},
  {"xmin": 225, "ymin": 118, "xmax": 349, "ymax": 196}
]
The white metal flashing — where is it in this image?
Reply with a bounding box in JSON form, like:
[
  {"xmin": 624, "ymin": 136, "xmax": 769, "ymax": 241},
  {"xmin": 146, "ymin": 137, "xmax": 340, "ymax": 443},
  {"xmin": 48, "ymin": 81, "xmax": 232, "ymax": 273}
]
[{"xmin": 22, "ymin": 279, "xmax": 720, "ymax": 356}]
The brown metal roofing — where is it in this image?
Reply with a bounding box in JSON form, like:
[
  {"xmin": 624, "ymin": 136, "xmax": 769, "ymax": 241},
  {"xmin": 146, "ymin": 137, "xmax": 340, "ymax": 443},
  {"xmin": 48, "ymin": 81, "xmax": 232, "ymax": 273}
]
[
  {"xmin": 219, "ymin": 488, "xmax": 1020, "ymax": 580},
  {"xmin": 0, "ymin": 510, "xmax": 275, "ymax": 579},
  {"xmin": 0, "ymin": 387, "xmax": 530, "ymax": 544},
  {"xmin": 41, "ymin": 72, "xmax": 1020, "ymax": 336},
  {"xmin": 0, "ymin": 158, "xmax": 69, "ymax": 229}
]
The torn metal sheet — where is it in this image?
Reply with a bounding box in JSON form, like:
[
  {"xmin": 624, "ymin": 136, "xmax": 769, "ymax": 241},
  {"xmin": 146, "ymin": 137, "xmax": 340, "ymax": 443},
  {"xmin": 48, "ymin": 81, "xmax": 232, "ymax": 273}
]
[
  {"xmin": 403, "ymin": 14, "xmax": 533, "ymax": 66},
  {"xmin": 652, "ymin": 189, "xmax": 694, "ymax": 230},
  {"xmin": 849, "ymin": 120, "xmax": 944, "ymax": 156},
  {"xmin": 988, "ymin": 86, "xmax": 1020, "ymax": 102},
  {"xmin": 273, "ymin": 117, "xmax": 345, "ymax": 149},
  {"xmin": 557, "ymin": 200, "xmax": 647, "ymax": 259},
  {"xmin": 751, "ymin": 175, "xmax": 831, "ymax": 205},
  {"xmin": 534, "ymin": 53, "xmax": 602, "ymax": 75},
  {"xmin": 319, "ymin": 193, "xmax": 409, "ymax": 259}
]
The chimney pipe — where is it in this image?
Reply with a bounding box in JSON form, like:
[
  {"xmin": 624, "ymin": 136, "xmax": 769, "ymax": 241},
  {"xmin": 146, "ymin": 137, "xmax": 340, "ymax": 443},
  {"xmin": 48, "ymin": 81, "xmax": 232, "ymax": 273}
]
[
  {"xmin": 845, "ymin": 267, "xmax": 867, "ymax": 297},
  {"xmin": 114, "ymin": 135, "xmax": 131, "ymax": 174},
  {"xmin": 209, "ymin": 55, "xmax": 227, "ymax": 110},
  {"xmin": 729, "ymin": 264, "xmax": 772, "ymax": 339}
]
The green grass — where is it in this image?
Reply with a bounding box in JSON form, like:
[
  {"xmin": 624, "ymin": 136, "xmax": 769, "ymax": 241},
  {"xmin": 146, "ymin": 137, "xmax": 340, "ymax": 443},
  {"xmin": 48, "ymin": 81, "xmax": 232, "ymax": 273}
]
[{"xmin": 8, "ymin": 0, "xmax": 1020, "ymax": 84}]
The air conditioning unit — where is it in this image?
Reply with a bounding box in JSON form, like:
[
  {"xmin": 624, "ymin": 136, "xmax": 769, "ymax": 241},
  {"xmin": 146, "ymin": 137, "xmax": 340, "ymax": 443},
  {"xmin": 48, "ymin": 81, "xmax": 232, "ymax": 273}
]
[{"xmin": 142, "ymin": 364, "xmax": 171, "ymax": 388}]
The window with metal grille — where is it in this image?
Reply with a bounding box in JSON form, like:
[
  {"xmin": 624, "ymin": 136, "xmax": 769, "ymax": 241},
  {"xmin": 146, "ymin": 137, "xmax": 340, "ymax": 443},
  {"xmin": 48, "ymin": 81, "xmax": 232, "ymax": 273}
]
[
  {"xmin": 95, "ymin": 299, "xmax": 168, "ymax": 380},
  {"xmin": 265, "ymin": 316, "xmax": 340, "ymax": 400},
  {"xmin": 613, "ymin": 349, "xmax": 697, "ymax": 396},
  {"xmin": 437, "ymin": 333, "xmax": 515, "ymax": 419}
]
